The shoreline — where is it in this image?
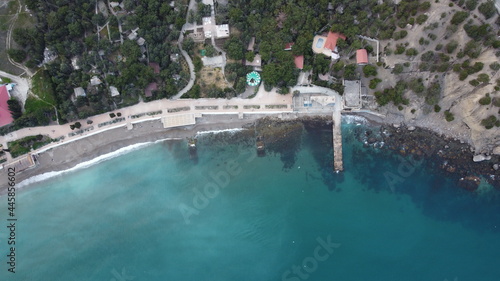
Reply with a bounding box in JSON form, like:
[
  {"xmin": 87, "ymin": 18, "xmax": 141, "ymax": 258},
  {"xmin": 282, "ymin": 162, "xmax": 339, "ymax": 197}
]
[
  {"xmin": 2, "ymin": 112, "xmax": 498, "ymax": 195},
  {"xmin": 0, "ymin": 114, "xmax": 261, "ymax": 195}
]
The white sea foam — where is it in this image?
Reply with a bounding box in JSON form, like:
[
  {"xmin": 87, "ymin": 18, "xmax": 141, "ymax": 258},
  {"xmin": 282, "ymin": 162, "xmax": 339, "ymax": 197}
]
[
  {"xmin": 196, "ymin": 128, "xmax": 245, "ymax": 136},
  {"xmin": 342, "ymin": 115, "xmax": 368, "ymax": 125},
  {"xmin": 17, "ymin": 138, "xmax": 180, "ymax": 189}
]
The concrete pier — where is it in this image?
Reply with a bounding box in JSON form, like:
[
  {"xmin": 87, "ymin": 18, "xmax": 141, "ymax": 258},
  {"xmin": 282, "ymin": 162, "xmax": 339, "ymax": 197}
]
[{"xmin": 333, "ymin": 112, "xmax": 343, "ymax": 172}]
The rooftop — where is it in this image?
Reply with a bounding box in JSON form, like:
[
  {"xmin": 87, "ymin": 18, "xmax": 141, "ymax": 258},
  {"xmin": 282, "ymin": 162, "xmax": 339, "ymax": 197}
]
[
  {"xmin": 0, "ymin": 85, "xmax": 13, "ymax": 127},
  {"xmin": 324, "ymin": 32, "xmax": 346, "ymax": 52},
  {"xmin": 294, "ymin": 55, "xmax": 304, "ymax": 69},
  {"xmin": 284, "ymin": 42, "xmax": 294, "ymax": 51},
  {"xmin": 356, "ymin": 49, "xmax": 368, "ymax": 65},
  {"xmin": 149, "ymin": 62, "xmax": 160, "ymax": 74},
  {"xmin": 109, "ymin": 86, "xmax": 120, "ymax": 97},
  {"xmin": 343, "ymin": 80, "xmax": 361, "ymax": 109},
  {"xmin": 145, "ymin": 82, "xmax": 158, "ymax": 97},
  {"xmin": 74, "ymin": 87, "xmax": 86, "ymax": 98}
]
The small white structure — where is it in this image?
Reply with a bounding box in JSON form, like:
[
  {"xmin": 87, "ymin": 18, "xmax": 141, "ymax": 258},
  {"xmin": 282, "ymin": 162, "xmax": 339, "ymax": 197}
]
[
  {"xmin": 109, "ymin": 86, "xmax": 120, "ymax": 97},
  {"xmin": 137, "ymin": 37, "xmax": 146, "ymax": 46},
  {"xmin": 215, "ymin": 24, "xmax": 230, "ymax": 38},
  {"xmin": 74, "ymin": 87, "xmax": 86, "ymax": 98},
  {"xmin": 90, "ymin": 76, "xmax": 102, "ymax": 86},
  {"xmin": 170, "ymin": 53, "xmax": 179, "ymax": 62},
  {"xmin": 109, "ymin": 1, "xmax": 120, "ymax": 8},
  {"xmin": 128, "ymin": 27, "xmax": 139, "ymax": 40},
  {"xmin": 71, "ymin": 57, "xmax": 80, "ymax": 70}
]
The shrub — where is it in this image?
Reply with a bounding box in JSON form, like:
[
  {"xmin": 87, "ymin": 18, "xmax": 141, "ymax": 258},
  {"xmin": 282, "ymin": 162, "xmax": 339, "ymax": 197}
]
[
  {"xmin": 434, "ymin": 104, "xmax": 441, "ymax": 112},
  {"xmin": 444, "ymin": 110, "xmax": 455, "ymax": 122},
  {"xmin": 428, "ymin": 33, "xmax": 437, "ymax": 40},
  {"xmin": 425, "ymin": 82, "xmax": 441, "ymax": 105},
  {"xmin": 70, "ymin": 124, "xmax": 75, "ymax": 130},
  {"xmin": 492, "ymin": 97, "xmax": 500, "ymax": 107},
  {"xmin": 394, "ymin": 30, "xmax": 408, "ymax": 40},
  {"xmin": 117, "ymin": 112, "xmax": 122, "ymax": 117},
  {"xmin": 477, "ymin": 73, "xmax": 490, "ymax": 83},
  {"xmin": 480, "ymin": 115, "xmax": 499, "ymax": 129},
  {"xmin": 420, "ymin": 1, "xmax": 431, "ymax": 11},
  {"xmin": 470, "ymin": 62, "xmax": 484, "ymax": 74},
  {"xmin": 74, "ymin": 122, "xmax": 81, "ymax": 129},
  {"xmin": 459, "ymin": 71, "xmax": 468, "ymax": 81},
  {"xmin": 450, "ymin": 11, "xmax": 469, "ymax": 25},
  {"xmin": 363, "ymin": 65, "xmax": 378, "ymax": 77},
  {"xmin": 405, "ymin": 48, "xmax": 418, "ymax": 56},
  {"xmin": 490, "ymin": 62, "xmax": 500, "ymax": 71},
  {"xmin": 395, "ymin": 44, "xmax": 406, "ymax": 54},
  {"xmin": 445, "ymin": 40, "xmax": 459, "ymax": 53},
  {"xmin": 369, "ymin": 78, "xmax": 382, "ymax": 89},
  {"xmin": 416, "ymin": 14, "xmax": 428, "ymax": 25},
  {"xmin": 469, "ymin": 79, "xmax": 480, "ymax": 86},
  {"xmin": 435, "ymin": 44, "xmax": 443, "ymax": 51},
  {"xmin": 408, "ymin": 78, "xmax": 425, "ymax": 94},
  {"xmin": 421, "ymin": 51, "xmax": 434, "ymax": 61},
  {"xmin": 478, "ymin": 1, "xmax": 495, "ymax": 19},
  {"xmin": 465, "ymin": 0, "xmax": 478, "ymax": 10},
  {"xmin": 7, "ymin": 49, "xmax": 27, "ymax": 63},
  {"xmin": 109, "ymin": 113, "xmax": 116, "ymax": 118},
  {"xmin": 464, "ymin": 40, "xmax": 481, "ymax": 58},
  {"xmin": 393, "ymin": 64, "xmax": 404, "ymax": 74},
  {"xmin": 478, "ymin": 94, "xmax": 491, "ymax": 105}
]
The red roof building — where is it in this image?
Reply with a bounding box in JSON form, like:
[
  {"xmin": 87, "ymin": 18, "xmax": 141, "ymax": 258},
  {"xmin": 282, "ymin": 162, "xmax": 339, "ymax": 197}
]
[
  {"xmin": 149, "ymin": 62, "xmax": 160, "ymax": 74},
  {"xmin": 145, "ymin": 82, "xmax": 158, "ymax": 97},
  {"xmin": 284, "ymin": 42, "xmax": 294, "ymax": 51},
  {"xmin": 324, "ymin": 32, "xmax": 346, "ymax": 52},
  {"xmin": 356, "ymin": 49, "xmax": 369, "ymax": 65},
  {"xmin": 0, "ymin": 85, "xmax": 13, "ymax": 127},
  {"xmin": 294, "ymin": 55, "xmax": 304, "ymax": 69}
]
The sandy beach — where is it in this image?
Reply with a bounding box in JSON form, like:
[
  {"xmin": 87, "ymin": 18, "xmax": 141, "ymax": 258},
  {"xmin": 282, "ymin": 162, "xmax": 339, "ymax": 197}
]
[{"xmin": 0, "ymin": 114, "xmax": 266, "ymax": 194}]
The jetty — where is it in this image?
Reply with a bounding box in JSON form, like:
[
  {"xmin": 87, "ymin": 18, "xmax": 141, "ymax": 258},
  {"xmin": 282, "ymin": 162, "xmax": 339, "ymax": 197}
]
[{"xmin": 332, "ymin": 111, "xmax": 343, "ymax": 172}]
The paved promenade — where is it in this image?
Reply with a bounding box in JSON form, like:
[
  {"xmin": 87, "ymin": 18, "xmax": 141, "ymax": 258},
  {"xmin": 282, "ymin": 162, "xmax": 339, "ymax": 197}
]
[{"xmin": 0, "ymin": 85, "xmax": 292, "ymax": 163}]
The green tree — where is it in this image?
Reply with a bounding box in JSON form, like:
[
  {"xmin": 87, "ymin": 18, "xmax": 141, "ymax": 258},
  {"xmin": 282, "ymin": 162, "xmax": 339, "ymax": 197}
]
[
  {"xmin": 7, "ymin": 99, "xmax": 23, "ymax": 120},
  {"xmin": 405, "ymin": 48, "xmax": 418, "ymax": 56},
  {"xmin": 444, "ymin": 111, "xmax": 454, "ymax": 122},
  {"xmin": 416, "ymin": 14, "xmax": 428, "ymax": 25},
  {"xmin": 182, "ymin": 37, "xmax": 195, "ymax": 54},
  {"xmin": 478, "ymin": 1, "xmax": 496, "ymax": 19},
  {"xmin": 445, "ymin": 40, "xmax": 459, "ymax": 53},
  {"xmin": 480, "ymin": 115, "xmax": 499, "ymax": 129},
  {"xmin": 450, "ymin": 11, "xmax": 468, "ymax": 25},
  {"xmin": 7, "ymin": 49, "xmax": 27, "ymax": 63},
  {"xmin": 245, "ymin": 51, "xmax": 255, "ymax": 62},
  {"xmin": 362, "ymin": 65, "xmax": 377, "ymax": 77}
]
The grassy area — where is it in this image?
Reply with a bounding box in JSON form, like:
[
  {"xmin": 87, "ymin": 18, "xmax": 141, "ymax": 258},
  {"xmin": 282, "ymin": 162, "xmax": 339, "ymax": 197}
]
[
  {"xmin": 0, "ymin": 76, "xmax": 11, "ymax": 83},
  {"xmin": 24, "ymin": 95, "xmax": 52, "ymax": 113},
  {"xmin": 15, "ymin": 12, "xmax": 36, "ymax": 28},
  {"xmin": 7, "ymin": 135, "xmax": 54, "ymax": 158},
  {"xmin": 31, "ymin": 70, "xmax": 57, "ymax": 105}
]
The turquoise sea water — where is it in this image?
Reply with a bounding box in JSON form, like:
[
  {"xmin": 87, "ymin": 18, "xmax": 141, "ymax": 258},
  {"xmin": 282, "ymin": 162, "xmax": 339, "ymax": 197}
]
[{"xmin": 1, "ymin": 120, "xmax": 500, "ymax": 281}]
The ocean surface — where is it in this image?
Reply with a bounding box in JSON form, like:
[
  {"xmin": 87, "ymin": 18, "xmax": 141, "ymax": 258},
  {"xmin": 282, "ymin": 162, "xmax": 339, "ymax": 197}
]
[{"xmin": 1, "ymin": 117, "xmax": 500, "ymax": 281}]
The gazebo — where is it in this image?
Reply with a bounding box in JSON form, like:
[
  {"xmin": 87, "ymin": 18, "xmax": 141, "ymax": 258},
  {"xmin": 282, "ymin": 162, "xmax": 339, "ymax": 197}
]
[{"xmin": 246, "ymin": 71, "xmax": 261, "ymax": 86}]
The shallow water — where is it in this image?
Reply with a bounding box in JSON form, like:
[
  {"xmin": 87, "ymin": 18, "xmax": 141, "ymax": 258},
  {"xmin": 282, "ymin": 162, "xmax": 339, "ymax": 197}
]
[{"xmin": 1, "ymin": 120, "xmax": 500, "ymax": 281}]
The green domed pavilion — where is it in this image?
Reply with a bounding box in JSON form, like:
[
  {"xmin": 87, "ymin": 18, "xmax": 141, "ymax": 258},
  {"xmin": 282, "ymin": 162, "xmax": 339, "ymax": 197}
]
[{"xmin": 246, "ymin": 71, "xmax": 261, "ymax": 87}]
